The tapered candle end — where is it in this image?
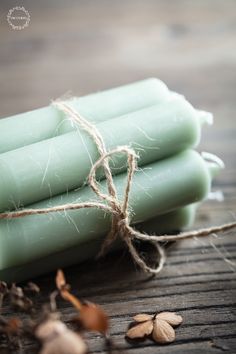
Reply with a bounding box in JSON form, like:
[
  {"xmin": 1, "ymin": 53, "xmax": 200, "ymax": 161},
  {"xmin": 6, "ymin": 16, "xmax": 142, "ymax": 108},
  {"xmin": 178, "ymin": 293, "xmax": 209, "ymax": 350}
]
[
  {"xmin": 197, "ymin": 110, "xmax": 214, "ymax": 126},
  {"xmin": 202, "ymin": 152, "xmax": 225, "ymax": 178}
]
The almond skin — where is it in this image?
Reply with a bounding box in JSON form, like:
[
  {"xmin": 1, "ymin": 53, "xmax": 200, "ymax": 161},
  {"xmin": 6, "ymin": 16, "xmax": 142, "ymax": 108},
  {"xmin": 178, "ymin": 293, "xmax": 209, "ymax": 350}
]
[
  {"xmin": 126, "ymin": 320, "xmax": 153, "ymax": 339},
  {"xmin": 133, "ymin": 314, "xmax": 153, "ymax": 322},
  {"xmin": 156, "ymin": 312, "xmax": 183, "ymax": 326},
  {"xmin": 152, "ymin": 318, "xmax": 175, "ymax": 344}
]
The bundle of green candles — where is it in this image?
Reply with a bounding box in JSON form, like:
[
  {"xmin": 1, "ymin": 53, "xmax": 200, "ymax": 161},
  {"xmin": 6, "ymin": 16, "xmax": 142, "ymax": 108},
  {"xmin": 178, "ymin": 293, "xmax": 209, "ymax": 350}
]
[{"xmin": 0, "ymin": 78, "xmax": 224, "ymax": 282}]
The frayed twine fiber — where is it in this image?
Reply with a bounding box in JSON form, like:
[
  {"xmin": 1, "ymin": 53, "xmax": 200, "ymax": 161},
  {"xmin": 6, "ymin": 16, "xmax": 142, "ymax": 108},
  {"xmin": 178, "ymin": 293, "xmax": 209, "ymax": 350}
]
[{"xmin": 1, "ymin": 101, "xmax": 236, "ymax": 274}]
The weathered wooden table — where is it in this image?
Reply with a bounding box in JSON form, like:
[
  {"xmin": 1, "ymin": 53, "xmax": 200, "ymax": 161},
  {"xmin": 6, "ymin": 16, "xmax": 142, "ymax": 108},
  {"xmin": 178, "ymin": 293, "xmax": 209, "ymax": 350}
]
[{"xmin": 0, "ymin": 0, "xmax": 235, "ymax": 352}]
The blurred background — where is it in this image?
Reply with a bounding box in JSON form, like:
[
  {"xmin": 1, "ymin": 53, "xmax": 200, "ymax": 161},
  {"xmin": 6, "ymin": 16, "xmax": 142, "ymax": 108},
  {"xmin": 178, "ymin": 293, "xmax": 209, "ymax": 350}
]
[{"xmin": 0, "ymin": 0, "xmax": 235, "ymax": 202}]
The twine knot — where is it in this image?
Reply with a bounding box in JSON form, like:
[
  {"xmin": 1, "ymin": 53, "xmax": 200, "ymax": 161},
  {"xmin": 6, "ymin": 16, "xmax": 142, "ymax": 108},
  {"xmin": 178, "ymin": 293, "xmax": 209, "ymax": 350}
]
[{"xmin": 53, "ymin": 101, "xmax": 167, "ymax": 274}]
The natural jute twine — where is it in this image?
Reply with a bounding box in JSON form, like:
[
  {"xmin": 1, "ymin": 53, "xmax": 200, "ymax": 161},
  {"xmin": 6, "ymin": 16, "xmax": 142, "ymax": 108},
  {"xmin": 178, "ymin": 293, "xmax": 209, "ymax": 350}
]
[{"xmin": 1, "ymin": 101, "xmax": 236, "ymax": 274}]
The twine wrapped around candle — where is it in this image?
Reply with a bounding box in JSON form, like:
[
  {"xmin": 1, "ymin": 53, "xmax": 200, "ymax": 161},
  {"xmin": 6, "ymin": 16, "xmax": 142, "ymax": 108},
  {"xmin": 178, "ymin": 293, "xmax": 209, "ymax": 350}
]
[{"xmin": 0, "ymin": 101, "xmax": 236, "ymax": 274}]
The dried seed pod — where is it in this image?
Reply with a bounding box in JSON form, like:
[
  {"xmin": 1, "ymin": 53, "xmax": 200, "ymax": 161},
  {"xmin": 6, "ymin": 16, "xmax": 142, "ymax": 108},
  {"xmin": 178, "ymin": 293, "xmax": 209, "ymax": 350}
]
[
  {"xmin": 133, "ymin": 314, "xmax": 153, "ymax": 322},
  {"xmin": 0, "ymin": 281, "xmax": 8, "ymax": 309},
  {"xmin": 126, "ymin": 320, "xmax": 153, "ymax": 339},
  {"xmin": 10, "ymin": 284, "xmax": 33, "ymax": 312},
  {"xmin": 0, "ymin": 315, "xmax": 22, "ymax": 348},
  {"xmin": 0, "ymin": 281, "xmax": 8, "ymax": 295},
  {"xmin": 152, "ymin": 318, "xmax": 175, "ymax": 344},
  {"xmin": 4, "ymin": 317, "xmax": 22, "ymax": 336},
  {"xmin": 24, "ymin": 282, "xmax": 40, "ymax": 295},
  {"xmin": 156, "ymin": 312, "xmax": 183, "ymax": 326},
  {"xmin": 35, "ymin": 319, "xmax": 87, "ymax": 354},
  {"xmin": 11, "ymin": 284, "xmax": 24, "ymax": 297}
]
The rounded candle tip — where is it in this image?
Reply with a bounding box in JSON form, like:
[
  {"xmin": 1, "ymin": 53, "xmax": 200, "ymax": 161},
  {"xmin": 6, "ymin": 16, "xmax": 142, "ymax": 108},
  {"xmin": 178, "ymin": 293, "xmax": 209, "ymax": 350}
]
[
  {"xmin": 202, "ymin": 152, "xmax": 225, "ymax": 179},
  {"xmin": 197, "ymin": 110, "xmax": 214, "ymax": 126}
]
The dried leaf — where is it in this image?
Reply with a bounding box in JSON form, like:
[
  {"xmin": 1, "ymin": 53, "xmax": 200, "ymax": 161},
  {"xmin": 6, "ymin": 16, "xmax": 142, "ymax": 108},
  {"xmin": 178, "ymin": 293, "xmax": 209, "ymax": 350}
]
[
  {"xmin": 152, "ymin": 318, "xmax": 175, "ymax": 344},
  {"xmin": 156, "ymin": 312, "xmax": 183, "ymax": 326},
  {"xmin": 56, "ymin": 269, "xmax": 67, "ymax": 291},
  {"xmin": 55, "ymin": 270, "xmax": 82, "ymax": 310},
  {"xmin": 126, "ymin": 320, "xmax": 153, "ymax": 339},
  {"xmin": 61, "ymin": 290, "xmax": 82, "ymax": 311},
  {"xmin": 133, "ymin": 314, "xmax": 153, "ymax": 322},
  {"xmin": 55, "ymin": 269, "xmax": 109, "ymax": 334},
  {"xmin": 79, "ymin": 302, "xmax": 109, "ymax": 334}
]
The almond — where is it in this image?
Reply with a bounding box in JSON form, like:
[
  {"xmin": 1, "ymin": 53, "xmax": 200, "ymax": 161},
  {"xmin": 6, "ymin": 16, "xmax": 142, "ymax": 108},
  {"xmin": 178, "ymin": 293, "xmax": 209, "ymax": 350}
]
[
  {"xmin": 156, "ymin": 312, "xmax": 183, "ymax": 326},
  {"xmin": 152, "ymin": 318, "xmax": 175, "ymax": 344},
  {"xmin": 133, "ymin": 314, "xmax": 153, "ymax": 322},
  {"xmin": 126, "ymin": 320, "xmax": 153, "ymax": 339}
]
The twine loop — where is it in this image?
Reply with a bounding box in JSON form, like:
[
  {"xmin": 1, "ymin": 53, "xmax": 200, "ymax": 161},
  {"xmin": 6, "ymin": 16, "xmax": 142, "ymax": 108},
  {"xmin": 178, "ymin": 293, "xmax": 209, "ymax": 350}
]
[
  {"xmin": 0, "ymin": 100, "xmax": 236, "ymax": 274},
  {"xmin": 76, "ymin": 121, "xmax": 164, "ymax": 273}
]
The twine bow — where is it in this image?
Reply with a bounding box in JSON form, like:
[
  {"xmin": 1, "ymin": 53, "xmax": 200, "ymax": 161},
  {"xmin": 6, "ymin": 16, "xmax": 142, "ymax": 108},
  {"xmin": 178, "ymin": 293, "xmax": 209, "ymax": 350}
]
[
  {"xmin": 53, "ymin": 102, "xmax": 166, "ymax": 274},
  {"xmin": 1, "ymin": 101, "xmax": 236, "ymax": 274}
]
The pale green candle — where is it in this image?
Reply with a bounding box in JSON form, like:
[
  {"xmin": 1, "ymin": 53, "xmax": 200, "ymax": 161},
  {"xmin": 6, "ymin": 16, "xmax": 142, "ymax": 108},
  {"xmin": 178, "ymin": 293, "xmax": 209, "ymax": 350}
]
[
  {"xmin": 0, "ymin": 78, "xmax": 170, "ymax": 153},
  {"xmin": 0, "ymin": 150, "xmax": 223, "ymax": 271},
  {"xmin": 0, "ymin": 204, "xmax": 197, "ymax": 283},
  {"xmin": 0, "ymin": 95, "xmax": 210, "ymax": 212},
  {"xmin": 137, "ymin": 203, "xmax": 197, "ymax": 234},
  {"xmin": 0, "ymin": 79, "xmax": 213, "ymax": 154}
]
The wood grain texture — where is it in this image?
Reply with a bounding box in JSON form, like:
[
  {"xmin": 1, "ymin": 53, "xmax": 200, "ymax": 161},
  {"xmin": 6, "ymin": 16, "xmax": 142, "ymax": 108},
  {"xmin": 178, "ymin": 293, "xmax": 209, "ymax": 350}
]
[{"xmin": 0, "ymin": 0, "xmax": 235, "ymax": 353}]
